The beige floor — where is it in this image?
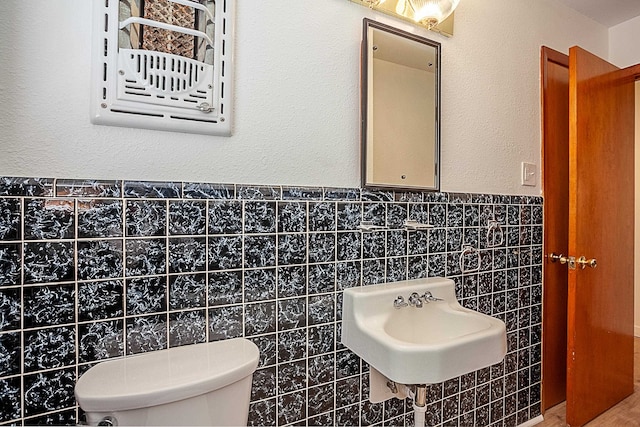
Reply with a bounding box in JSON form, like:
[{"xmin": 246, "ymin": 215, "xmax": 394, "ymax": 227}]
[{"xmin": 537, "ymin": 337, "xmax": 640, "ymax": 426}]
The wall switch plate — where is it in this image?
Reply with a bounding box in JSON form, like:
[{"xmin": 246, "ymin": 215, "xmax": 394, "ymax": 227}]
[{"xmin": 521, "ymin": 162, "xmax": 537, "ymax": 186}]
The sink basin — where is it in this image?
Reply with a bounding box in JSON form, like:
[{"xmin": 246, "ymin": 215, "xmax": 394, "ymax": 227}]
[{"xmin": 341, "ymin": 277, "xmax": 506, "ymax": 384}]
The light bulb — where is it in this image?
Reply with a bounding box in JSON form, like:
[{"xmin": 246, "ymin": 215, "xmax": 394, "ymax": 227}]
[{"xmin": 408, "ymin": 0, "xmax": 460, "ymax": 28}]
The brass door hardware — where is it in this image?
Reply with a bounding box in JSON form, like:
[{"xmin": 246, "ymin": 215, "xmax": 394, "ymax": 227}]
[{"xmin": 548, "ymin": 253, "xmax": 597, "ymax": 270}]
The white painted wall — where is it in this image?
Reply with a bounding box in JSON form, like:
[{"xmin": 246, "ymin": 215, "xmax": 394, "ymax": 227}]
[
  {"xmin": 0, "ymin": 0, "xmax": 608, "ymax": 194},
  {"xmin": 609, "ymin": 15, "xmax": 640, "ymax": 67}
]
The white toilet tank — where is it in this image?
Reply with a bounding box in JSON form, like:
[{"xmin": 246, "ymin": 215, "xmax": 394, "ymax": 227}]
[{"xmin": 75, "ymin": 338, "xmax": 259, "ymax": 426}]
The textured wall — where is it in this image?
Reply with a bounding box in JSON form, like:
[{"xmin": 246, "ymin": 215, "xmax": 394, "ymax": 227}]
[
  {"xmin": 0, "ymin": 0, "xmax": 608, "ymax": 194},
  {"xmin": 0, "ymin": 176, "xmax": 542, "ymax": 426}
]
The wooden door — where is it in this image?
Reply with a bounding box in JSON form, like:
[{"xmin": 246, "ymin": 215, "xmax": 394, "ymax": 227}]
[
  {"xmin": 540, "ymin": 46, "xmax": 569, "ymax": 411},
  {"xmin": 566, "ymin": 46, "xmax": 637, "ymax": 427}
]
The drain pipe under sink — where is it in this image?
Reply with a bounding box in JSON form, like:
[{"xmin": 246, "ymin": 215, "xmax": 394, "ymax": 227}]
[{"xmin": 409, "ymin": 384, "xmax": 428, "ymax": 426}]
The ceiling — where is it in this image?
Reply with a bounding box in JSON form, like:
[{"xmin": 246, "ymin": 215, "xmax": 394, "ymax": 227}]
[{"xmin": 554, "ymin": 0, "xmax": 640, "ymax": 27}]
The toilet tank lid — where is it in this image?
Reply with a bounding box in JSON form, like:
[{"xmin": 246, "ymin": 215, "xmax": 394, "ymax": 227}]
[{"xmin": 75, "ymin": 338, "xmax": 259, "ymax": 412}]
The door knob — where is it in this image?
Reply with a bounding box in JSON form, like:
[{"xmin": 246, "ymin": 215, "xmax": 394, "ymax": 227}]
[{"xmin": 577, "ymin": 256, "xmax": 597, "ymax": 269}]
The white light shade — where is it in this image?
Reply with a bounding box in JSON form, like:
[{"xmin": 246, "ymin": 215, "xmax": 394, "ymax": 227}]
[{"xmin": 409, "ymin": 0, "xmax": 460, "ymax": 27}]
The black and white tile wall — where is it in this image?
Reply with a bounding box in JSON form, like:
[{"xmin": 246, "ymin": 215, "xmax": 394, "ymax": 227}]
[{"xmin": 0, "ymin": 176, "xmax": 543, "ymax": 426}]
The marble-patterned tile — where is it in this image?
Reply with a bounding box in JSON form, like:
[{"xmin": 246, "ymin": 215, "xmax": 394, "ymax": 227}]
[
  {"xmin": 278, "ymin": 297, "xmax": 306, "ymax": 330},
  {"xmin": 278, "ymin": 359, "xmax": 306, "ymax": 394},
  {"xmin": 323, "ymin": 187, "xmax": 360, "ymax": 201},
  {"xmin": 126, "ymin": 314, "xmax": 168, "ymax": 354},
  {"xmin": 0, "ymin": 288, "xmax": 21, "ymax": 331},
  {"xmin": 248, "ymin": 399, "xmax": 276, "ymax": 427},
  {"xmin": 78, "ymin": 280, "xmax": 123, "ymax": 321},
  {"xmin": 278, "ymin": 233, "xmax": 307, "ymax": 265},
  {"xmin": 169, "ymin": 200, "xmax": 206, "ymax": 235},
  {"xmin": 361, "ymin": 400, "xmax": 383, "ymax": 426},
  {"xmin": 23, "ymin": 284, "xmax": 75, "ymax": 328},
  {"xmin": 386, "ymin": 230, "xmax": 407, "ymax": 257},
  {"xmin": 362, "ymin": 230, "xmax": 385, "ymax": 259},
  {"xmin": 0, "ymin": 198, "xmax": 20, "ymax": 241},
  {"xmin": 0, "ymin": 243, "xmax": 20, "ymax": 286},
  {"xmin": 336, "ymin": 232, "xmax": 361, "ymax": 261},
  {"xmin": 277, "ymin": 390, "xmax": 306, "ymax": 426},
  {"xmin": 23, "ymin": 368, "xmax": 75, "ymax": 417},
  {"xmin": 308, "ymin": 411, "xmax": 335, "ymax": 426},
  {"xmin": 361, "ymin": 189, "xmax": 393, "ymax": 202},
  {"xmin": 308, "ymin": 353, "xmax": 335, "ymax": 387},
  {"xmin": 168, "ymin": 274, "xmax": 206, "ymax": 310},
  {"xmin": 169, "ymin": 310, "xmax": 207, "ymax": 347},
  {"xmin": 0, "ymin": 377, "xmax": 21, "ymax": 422},
  {"xmin": 245, "ymin": 302, "xmax": 277, "ymax": 336},
  {"xmin": 308, "ymin": 324, "xmax": 334, "ymax": 357},
  {"xmin": 362, "ymin": 258, "xmax": 385, "ymax": 285},
  {"xmin": 77, "ymin": 199, "xmax": 123, "ymax": 238},
  {"xmin": 464, "ymin": 204, "xmax": 480, "ymax": 227},
  {"xmin": 77, "ymin": 240, "xmax": 123, "ymax": 281},
  {"xmin": 183, "ymin": 182, "xmax": 235, "ymax": 199},
  {"xmin": 237, "ymin": 185, "xmax": 281, "ymax": 200},
  {"xmin": 24, "ymin": 241, "xmax": 75, "ymax": 284},
  {"xmin": 208, "ymin": 270, "xmax": 242, "ymax": 306},
  {"xmin": 307, "ymin": 383, "xmax": 335, "ymax": 416},
  {"xmin": 249, "ymin": 333, "xmax": 277, "ymax": 367},
  {"xmin": 24, "ymin": 326, "xmax": 75, "ymax": 372},
  {"xmin": 336, "ymin": 260, "xmax": 360, "ymax": 290},
  {"xmin": 0, "ymin": 177, "xmax": 54, "ymax": 197},
  {"xmin": 277, "ymin": 265, "xmax": 307, "ymax": 298},
  {"xmin": 251, "ymin": 366, "xmax": 277, "ymax": 401},
  {"xmin": 428, "ymin": 203, "xmax": 447, "ymax": 227},
  {"xmin": 208, "ymin": 305, "xmax": 243, "ymax": 341},
  {"xmin": 308, "ymin": 263, "xmax": 335, "ymax": 294},
  {"xmin": 336, "ymin": 349, "xmax": 361, "ymax": 379},
  {"xmin": 407, "ymin": 255, "xmax": 429, "ymax": 280},
  {"xmin": 23, "ymin": 409, "xmax": 76, "ymax": 426},
  {"xmin": 386, "ymin": 203, "xmax": 407, "ymax": 229},
  {"xmin": 78, "ymin": 319, "xmax": 124, "ymax": 363},
  {"xmin": 336, "ymin": 403, "xmax": 360, "ymax": 426},
  {"xmin": 386, "ymin": 257, "xmax": 407, "ymax": 282},
  {"xmin": 244, "ymin": 268, "xmax": 276, "ymax": 302},
  {"xmin": 362, "ymin": 202, "xmax": 386, "ymax": 226},
  {"xmin": 125, "ymin": 238, "xmax": 166, "ymax": 276},
  {"xmin": 123, "ymin": 181, "xmax": 181, "ymax": 198},
  {"xmin": 55, "ymin": 179, "xmax": 121, "ymax": 197},
  {"xmin": 168, "ymin": 237, "xmax": 207, "ymax": 273},
  {"xmin": 244, "ymin": 235, "xmax": 276, "ymax": 268},
  {"xmin": 126, "ymin": 276, "xmax": 167, "ymax": 315},
  {"xmin": 277, "ymin": 201, "xmax": 306, "ymax": 233},
  {"xmin": 428, "ymin": 253, "xmax": 446, "ymax": 277},
  {"xmin": 308, "ymin": 294, "xmax": 335, "ymax": 326},
  {"xmin": 281, "ymin": 186, "xmax": 323, "ymax": 200},
  {"xmin": 335, "ymin": 376, "xmax": 360, "ymax": 408},
  {"xmin": 278, "ymin": 328, "xmax": 307, "ymax": 362},
  {"xmin": 126, "ymin": 200, "xmax": 167, "ymax": 236},
  {"xmin": 244, "ymin": 201, "xmax": 276, "ymax": 233},
  {"xmin": 308, "ymin": 202, "xmax": 336, "ymax": 231},
  {"xmin": 308, "ymin": 233, "xmax": 335, "ymax": 264},
  {"xmin": 408, "ymin": 229, "xmax": 429, "ymax": 255},
  {"xmin": 208, "ymin": 235, "xmax": 242, "ymax": 270},
  {"xmin": 337, "ymin": 202, "xmax": 362, "ymax": 231},
  {"xmin": 208, "ymin": 200, "xmax": 242, "ymax": 234},
  {"xmin": 0, "ymin": 332, "xmax": 21, "ymax": 376}
]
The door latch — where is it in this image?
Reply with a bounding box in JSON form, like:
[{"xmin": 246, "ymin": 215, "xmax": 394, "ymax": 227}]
[{"xmin": 549, "ymin": 253, "xmax": 597, "ymax": 270}]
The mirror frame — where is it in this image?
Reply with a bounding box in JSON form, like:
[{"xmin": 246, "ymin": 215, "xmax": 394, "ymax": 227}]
[{"xmin": 360, "ymin": 18, "xmax": 441, "ymax": 192}]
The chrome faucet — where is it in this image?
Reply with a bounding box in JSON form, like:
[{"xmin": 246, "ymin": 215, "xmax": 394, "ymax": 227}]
[
  {"xmin": 393, "ymin": 296, "xmax": 408, "ymax": 309},
  {"xmin": 421, "ymin": 291, "xmax": 442, "ymax": 302},
  {"xmin": 408, "ymin": 292, "xmax": 424, "ymax": 308}
]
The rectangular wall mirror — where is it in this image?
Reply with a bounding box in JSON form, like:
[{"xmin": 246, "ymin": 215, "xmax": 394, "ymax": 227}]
[{"xmin": 361, "ymin": 18, "xmax": 441, "ymax": 191}]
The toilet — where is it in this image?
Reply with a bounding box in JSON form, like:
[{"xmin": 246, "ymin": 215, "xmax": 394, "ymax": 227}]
[{"xmin": 75, "ymin": 338, "xmax": 259, "ymax": 426}]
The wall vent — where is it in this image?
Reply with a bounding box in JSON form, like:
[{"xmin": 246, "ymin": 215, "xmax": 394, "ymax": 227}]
[{"xmin": 91, "ymin": 0, "xmax": 234, "ymax": 136}]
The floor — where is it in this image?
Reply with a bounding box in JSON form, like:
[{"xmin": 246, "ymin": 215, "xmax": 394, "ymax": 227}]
[{"xmin": 536, "ymin": 337, "xmax": 640, "ymax": 426}]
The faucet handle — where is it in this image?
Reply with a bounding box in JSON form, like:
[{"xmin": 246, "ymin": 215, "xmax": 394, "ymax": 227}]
[
  {"xmin": 408, "ymin": 292, "xmax": 424, "ymax": 308},
  {"xmin": 393, "ymin": 295, "xmax": 408, "ymax": 309},
  {"xmin": 421, "ymin": 291, "xmax": 442, "ymax": 302}
]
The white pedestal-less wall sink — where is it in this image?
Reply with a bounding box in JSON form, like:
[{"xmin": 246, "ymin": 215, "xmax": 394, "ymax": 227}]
[{"xmin": 341, "ymin": 277, "xmax": 507, "ymax": 385}]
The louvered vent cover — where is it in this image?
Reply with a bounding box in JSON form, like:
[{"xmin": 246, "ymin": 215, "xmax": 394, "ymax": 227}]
[{"xmin": 91, "ymin": 0, "xmax": 233, "ymax": 136}]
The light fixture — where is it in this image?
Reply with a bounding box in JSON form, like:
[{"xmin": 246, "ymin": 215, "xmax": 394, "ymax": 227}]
[
  {"xmin": 352, "ymin": 0, "xmax": 460, "ymax": 34},
  {"xmin": 407, "ymin": 0, "xmax": 460, "ymax": 29}
]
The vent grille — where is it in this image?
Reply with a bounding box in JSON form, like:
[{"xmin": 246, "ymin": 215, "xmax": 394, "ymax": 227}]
[{"xmin": 91, "ymin": 0, "xmax": 233, "ymax": 136}]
